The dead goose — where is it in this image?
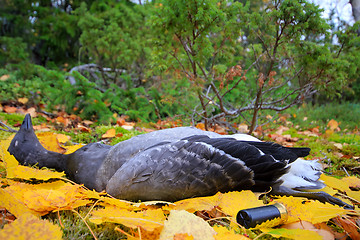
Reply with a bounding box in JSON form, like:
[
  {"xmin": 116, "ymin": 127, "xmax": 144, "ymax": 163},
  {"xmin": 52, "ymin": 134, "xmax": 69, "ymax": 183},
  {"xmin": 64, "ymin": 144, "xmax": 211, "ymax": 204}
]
[{"xmin": 7, "ymin": 114, "xmax": 351, "ymax": 208}]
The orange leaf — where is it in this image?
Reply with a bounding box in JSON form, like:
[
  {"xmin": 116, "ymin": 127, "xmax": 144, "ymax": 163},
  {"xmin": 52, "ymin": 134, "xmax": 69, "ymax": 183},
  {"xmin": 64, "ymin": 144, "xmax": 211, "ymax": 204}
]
[
  {"xmin": 0, "ymin": 213, "xmax": 62, "ymax": 240},
  {"xmin": 3, "ymin": 106, "xmax": 17, "ymax": 113},
  {"xmin": 195, "ymin": 123, "xmax": 205, "ymax": 130},
  {"xmin": 102, "ymin": 129, "xmax": 116, "ymax": 139},
  {"xmin": 327, "ymin": 119, "xmax": 339, "ymax": 130}
]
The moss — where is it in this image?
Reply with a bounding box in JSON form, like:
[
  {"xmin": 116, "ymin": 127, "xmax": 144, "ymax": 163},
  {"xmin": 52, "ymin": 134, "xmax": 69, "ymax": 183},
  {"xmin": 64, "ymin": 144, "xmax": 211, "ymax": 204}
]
[{"xmin": 47, "ymin": 208, "xmax": 127, "ymax": 240}]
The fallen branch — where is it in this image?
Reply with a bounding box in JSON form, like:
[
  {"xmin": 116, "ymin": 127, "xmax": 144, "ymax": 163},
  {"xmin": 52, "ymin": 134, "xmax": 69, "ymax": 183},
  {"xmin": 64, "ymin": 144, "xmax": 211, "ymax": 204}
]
[{"xmin": 0, "ymin": 121, "xmax": 17, "ymax": 133}]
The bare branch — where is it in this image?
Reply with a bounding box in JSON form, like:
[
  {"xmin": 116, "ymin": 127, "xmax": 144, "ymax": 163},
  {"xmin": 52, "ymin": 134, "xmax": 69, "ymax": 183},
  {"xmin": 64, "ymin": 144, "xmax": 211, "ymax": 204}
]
[{"xmin": 0, "ymin": 121, "xmax": 17, "ymax": 133}]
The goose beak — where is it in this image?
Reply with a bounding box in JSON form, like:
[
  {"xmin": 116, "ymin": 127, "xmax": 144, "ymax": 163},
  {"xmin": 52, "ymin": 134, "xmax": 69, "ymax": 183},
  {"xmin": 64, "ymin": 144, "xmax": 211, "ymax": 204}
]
[{"xmin": 21, "ymin": 114, "xmax": 33, "ymax": 130}]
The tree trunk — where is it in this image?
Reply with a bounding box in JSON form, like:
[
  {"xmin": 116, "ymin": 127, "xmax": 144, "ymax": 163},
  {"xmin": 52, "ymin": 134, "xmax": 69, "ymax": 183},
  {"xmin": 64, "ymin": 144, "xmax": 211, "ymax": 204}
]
[{"xmin": 350, "ymin": 0, "xmax": 360, "ymax": 34}]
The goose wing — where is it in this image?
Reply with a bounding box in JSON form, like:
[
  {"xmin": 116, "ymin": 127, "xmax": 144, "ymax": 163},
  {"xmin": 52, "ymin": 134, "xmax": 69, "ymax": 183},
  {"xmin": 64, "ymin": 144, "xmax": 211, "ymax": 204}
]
[
  {"xmin": 105, "ymin": 136, "xmax": 288, "ymax": 201},
  {"xmin": 106, "ymin": 138, "xmax": 255, "ymax": 201}
]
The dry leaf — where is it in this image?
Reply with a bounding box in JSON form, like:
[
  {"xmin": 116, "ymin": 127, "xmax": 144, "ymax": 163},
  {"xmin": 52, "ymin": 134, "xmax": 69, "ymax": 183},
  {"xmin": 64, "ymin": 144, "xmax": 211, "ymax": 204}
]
[
  {"xmin": 56, "ymin": 133, "xmax": 71, "ymax": 144},
  {"xmin": 196, "ymin": 123, "xmax": 205, "ymax": 131},
  {"xmin": 102, "ymin": 128, "xmax": 116, "ymax": 139},
  {"xmin": 3, "ymin": 106, "xmax": 17, "ymax": 113},
  {"xmin": 37, "ymin": 132, "xmax": 65, "ymax": 153},
  {"xmin": 274, "ymin": 196, "xmax": 348, "ymax": 224},
  {"xmin": 18, "ymin": 97, "xmax": 29, "ymax": 104},
  {"xmin": 213, "ymin": 225, "xmax": 250, "ymax": 240},
  {"xmin": 90, "ymin": 206, "xmax": 165, "ymax": 232},
  {"xmin": 171, "ymin": 191, "xmax": 263, "ymax": 219},
  {"xmin": 0, "ymin": 187, "xmax": 39, "ymax": 217},
  {"xmin": 342, "ymin": 176, "xmax": 360, "ymax": 189},
  {"xmin": 327, "ymin": 119, "xmax": 339, "ymax": 131},
  {"xmin": 0, "ymin": 74, "xmax": 10, "ymax": 81},
  {"xmin": 260, "ymin": 228, "xmax": 322, "ymax": 240},
  {"xmin": 0, "ymin": 213, "xmax": 62, "ymax": 240},
  {"xmin": 159, "ymin": 210, "xmax": 216, "ymax": 240},
  {"xmin": 320, "ymin": 174, "xmax": 350, "ymax": 192}
]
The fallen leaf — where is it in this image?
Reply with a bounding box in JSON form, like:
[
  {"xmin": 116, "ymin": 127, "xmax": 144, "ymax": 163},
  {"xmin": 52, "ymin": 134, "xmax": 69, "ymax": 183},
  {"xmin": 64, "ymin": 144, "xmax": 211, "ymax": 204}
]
[
  {"xmin": 102, "ymin": 128, "xmax": 116, "ymax": 139},
  {"xmin": 3, "ymin": 106, "xmax": 17, "ymax": 113},
  {"xmin": 18, "ymin": 97, "xmax": 29, "ymax": 104},
  {"xmin": 333, "ymin": 143, "xmax": 343, "ymax": 150},
  {"xmin": 260, "ymin": 228, "xmax": 322, "ymax": 240},
  {"xmin": 333, "ymin": 216, "xmax": 360, "ymax": 240},
  {"xmin": 327, "ymin": 119, "xmax": 339, "ymax": 131},
  {"xmin": 159, "ymin": 210, "xmax": 216, "ymax": 240},
  {"xmin": 0, "ymin": 74, "xmax": 10, "ymax": 81},
  {"xmin": 121, "ymin": 125, "xmax": 134, "ymax": 130},
  {"xmin": 196, "ymin": 123, "xmax": 205, "ymax": 131},
  {"xmin": 0, "ymin": 213, "xmax": 62, "ymax": 240},
  {"xmin": 37, "ymin": 132, "xmax": 65, "ymax": 153},
  {"xmin": 213, "ymin": 225, "xmax": 250, "ymax": 239},
  {"xmin": 320, "ymin": 174, "xmax": 350, "ymax": 192},
  {"xmin": 56, "ymin": 133, "xmax": 71, "ymax": 144},
  {"xmin": 90, "ymin": 207, "xmax": 165, "ymax": 232},
  {"xmin": 274, "ymin": 196, "xmax": 348, "ymax": 224},
  {"xmin": 342, "ymin": 176, "xmax": 360, "ymax": 189}
]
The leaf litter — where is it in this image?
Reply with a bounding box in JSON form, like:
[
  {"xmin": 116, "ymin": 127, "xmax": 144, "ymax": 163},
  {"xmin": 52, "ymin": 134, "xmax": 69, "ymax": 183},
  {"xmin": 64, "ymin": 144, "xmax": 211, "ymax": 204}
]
[{"xmin": 0, "ymin": 117, "xmax": 360, "ymax": 239}]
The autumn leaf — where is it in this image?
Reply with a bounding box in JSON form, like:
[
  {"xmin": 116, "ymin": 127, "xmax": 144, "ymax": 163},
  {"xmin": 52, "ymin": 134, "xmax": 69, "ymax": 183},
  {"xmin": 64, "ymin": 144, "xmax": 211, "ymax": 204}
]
[
  {"xmin": 159, "ymin": 210, "xmax": 216, "ymax": 240},
  {"xmin": 56, "ymin": 133, "xmax": 71, "ymax": 144},
  {"xmin": 320, "ymin": 174, "xmax": 350, "ymax": 192},
  {"xmin": 37, "ymin": 132, "xmax": 65, "ymax": 153},
  {"xmin": 274, "ymin": 196, "xmax": 348, "ymax": 224},
  {"xmin": 260, "ymin": 228, "xmax": 322, "ymax": 240},
  {"xmin": 0, "ymin": 187, "xmax": 39, "ymax": 217},
  {"xmin": 90, "ymin": 206, "xmax": 165, "ymax": 232},
  {"xmin": 327, "ymin": 119, "xmax": 339, "ymax": 131},
  {"xmin": 213, "ymin": 225, "xmax": 250, "ymax": 240},
  {"xmin": 0, "ymin": 213, "xmax": 62, "ymax": 240},
  {"xmin": 18, "ymin": 97, "xmax": 29, "ymax": 104},
  {"xmin": 102, "ymin": 128, "xmax": 116, "ymax": 139},
  {"xmin": 171, "ymin": 191, "xmax": 263, "ymax": 219},
  {"xmin": 11, "ymin": 165, "xmax": 65, "ymax": 181},
  {"xmin": 342, "ymin": 176, "xmax": 360, "ymax": 189}
]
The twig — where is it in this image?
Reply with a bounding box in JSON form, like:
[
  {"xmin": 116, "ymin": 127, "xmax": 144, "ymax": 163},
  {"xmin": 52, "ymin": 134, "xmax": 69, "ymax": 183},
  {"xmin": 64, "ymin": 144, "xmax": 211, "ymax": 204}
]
[
  {"xmin": 71, "ymin": 209, "xmax": 98, "ymax": 240},
  {"xmin": 343, "ymin": 167, "xmax": 351, "ymax": 177},
  {"xmin": 0, "ymin": 121, "xmax": 17, "ymax": 133}
]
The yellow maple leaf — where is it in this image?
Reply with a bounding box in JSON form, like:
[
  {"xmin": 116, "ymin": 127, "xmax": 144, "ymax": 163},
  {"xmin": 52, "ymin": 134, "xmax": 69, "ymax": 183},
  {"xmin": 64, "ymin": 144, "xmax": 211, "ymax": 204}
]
[
  {"xmin": 159, "ymin": 210, "xmax": 216, "ymax": 240},
  {"xmin": 0, "ymin": 213, "xmax": 62, "ymax": 240},
  {"xmin": 320, "ymin": 174, "xmax": 350, "ymax": 192},
  {"xmin": 56, "ymin": 133, "xmax": 71, "ymax": 144},
  {"xmin": 172, "ymin": 191, "xmax": 263, "ymax": 219},
  {"xmin": 0, "ymin": 136, "xmax": 19, "ymax": 177},
  {"xmin": 213, "ymin": 225, "xmax": 250, "ymax": 240},
  {"xmin": 260, "ymin": 228, "xmax": 322, "ymax": 240},
  {"xmin": 11, "ymin": 165, "xmax": 65, "ymax": 180},
  {"xmin": 90, "ymin": 206, "xmax": 165, "ymax": 232},
  {"xmin": 37, "ymin": 132, "xmax": 65, "ymax": 153},
  {"xmin": 342, "ymin": 176, "xmax": 360, "ymax": 189},
  {"xmin": 0, "ymin": 188, "xmax": 39, "ymax": 217},
  {"xmin": 217, "ymin": 191, "xmax": 263, "ymax": 218},
  {"xmin": 274, "ymin": 196, "xmax": 348, "ymax": 224},
  {"xmin": 63, "ymin": 144, "xmax": 84, "ymax": 154}
]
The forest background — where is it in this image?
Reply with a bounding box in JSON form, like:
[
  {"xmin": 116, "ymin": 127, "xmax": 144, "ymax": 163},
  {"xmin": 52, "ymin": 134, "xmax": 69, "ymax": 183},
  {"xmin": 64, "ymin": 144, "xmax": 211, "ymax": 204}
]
[{"xmin": 1, "ymin": 0, "xmax": 360, "ymax": 133}]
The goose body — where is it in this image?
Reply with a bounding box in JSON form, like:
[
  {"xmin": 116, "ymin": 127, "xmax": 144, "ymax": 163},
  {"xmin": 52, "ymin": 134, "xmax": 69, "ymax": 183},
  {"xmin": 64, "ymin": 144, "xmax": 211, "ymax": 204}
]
[{"xmin": 8, "ymin": 114, "xmax": 351, "ymax": 208}]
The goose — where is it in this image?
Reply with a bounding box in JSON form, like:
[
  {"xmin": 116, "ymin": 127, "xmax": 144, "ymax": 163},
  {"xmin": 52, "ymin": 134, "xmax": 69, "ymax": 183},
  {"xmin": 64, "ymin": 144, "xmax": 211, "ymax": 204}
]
[{"xmin": 8, "ymin": 114, "xmax": 351, "ymax": 208}]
